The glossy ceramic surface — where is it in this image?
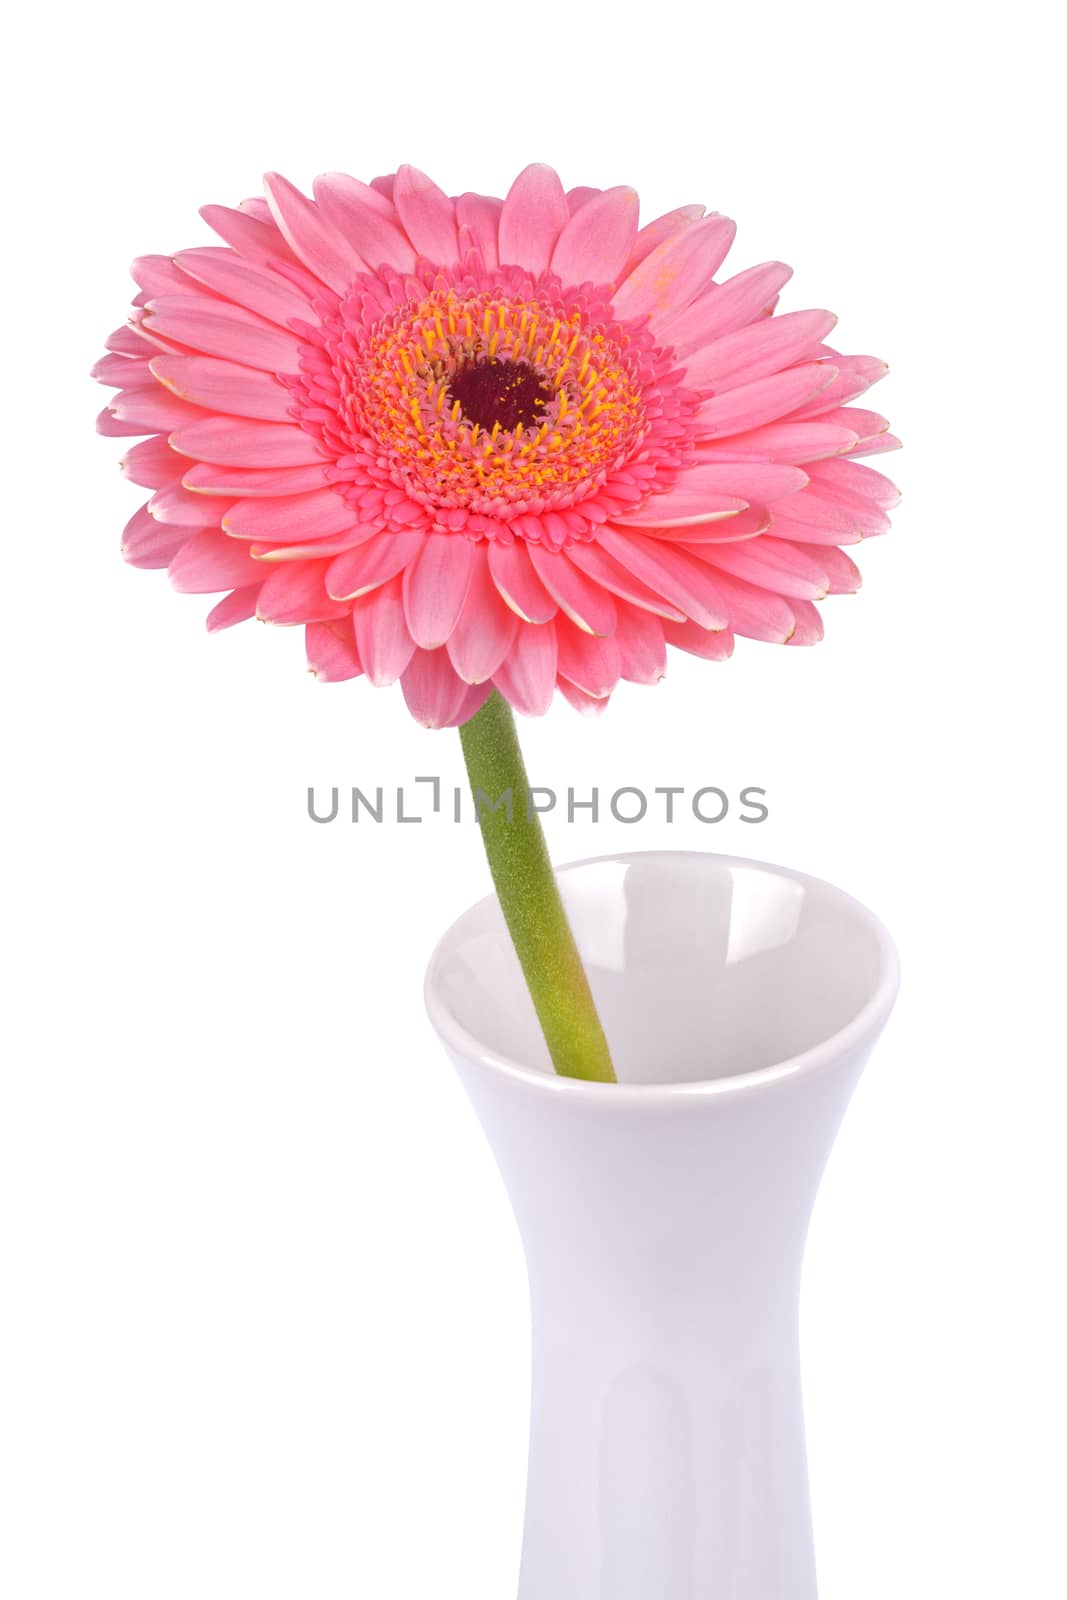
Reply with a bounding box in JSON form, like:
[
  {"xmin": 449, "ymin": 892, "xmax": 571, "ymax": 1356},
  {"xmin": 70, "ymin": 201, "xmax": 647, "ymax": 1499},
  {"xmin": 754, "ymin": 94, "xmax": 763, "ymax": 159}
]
[{"xmin": 425, "ymin": 852, "xmax": 899, "ymax": 1600}]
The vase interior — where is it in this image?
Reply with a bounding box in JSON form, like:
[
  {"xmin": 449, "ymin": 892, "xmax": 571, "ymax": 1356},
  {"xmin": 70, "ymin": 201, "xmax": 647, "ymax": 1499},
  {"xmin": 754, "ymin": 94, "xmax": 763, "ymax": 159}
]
[{"xmin": 428, "ymin": 853, "xmax": 895, "ymax": 1087}]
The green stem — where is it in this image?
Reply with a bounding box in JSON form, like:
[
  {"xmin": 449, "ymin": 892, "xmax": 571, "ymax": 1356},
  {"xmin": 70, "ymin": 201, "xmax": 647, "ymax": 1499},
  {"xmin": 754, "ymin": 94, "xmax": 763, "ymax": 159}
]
[{"xmin": 459, "ymin": 691, "xmax": 616, "ymax": 1083}]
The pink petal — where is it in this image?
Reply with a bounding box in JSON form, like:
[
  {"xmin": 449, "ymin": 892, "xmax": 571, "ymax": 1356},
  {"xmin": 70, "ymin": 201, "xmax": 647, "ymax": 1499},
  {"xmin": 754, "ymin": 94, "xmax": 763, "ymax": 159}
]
[
  {"xmin": 169, "ymin": 530, "xmax": 265, "ymax": 593},
  {"xmin": 170, "ymin": 417, "xmax": 326, "ymax": 468},
  {"xmin": 807, "ymin": 456, "xmax": 901, "ymax": 510},
  {"xmin": 402, "ymin": 648, "xmax": 484, "ymax": 728},
  {"xmin": 325, "ymin": 171, "xmax": 396, "ymax": 217},
  {"xmin": 766, "ymin": 515, "xmax": 862, "ymax": 549},
  {"xmin": 487, "ymin": 540, "xmax": 558, "ymax": 623},
  {"xmin": 786, "ymin": 355, "xmax": 887, "ymax": 419},
  {"xmin": 172, "ymin": 248, "xmax": 319, "ymax": 329},
  {"xmin": 97, "ymin": 406, "xmax": 153, "ymax": 438},
  {"xmin": 498, "ymin": 164, "xmax": 569, "ymax": 275},
  {"xmin": 106, "ymin": 325, "xmax": 156, "ymax": 358},
  {"xmin": 492, "ymin": 621, "xmax": 559, "ymax": 717},
  {"xmin": 557, "ymin": 678, "xmax": 610, "ymax": 717},
  {"xmin": 614, "ymin": 607, "xmax": 667, "ymax": 684},
  {"xmin": 181, "ymin": 462, "xmax": 331, "ymax": 497},
  {"xmin": 108, "ymin": 384, "xmax": 203, "ymax": 433},
  {"xmin": 555, "ymin": 617, "xmax": 621, "ymax": 700},
  {"xmin": 696, "ymin": 535, "xmax": 831, "ymax": 600},
  {"xmin": 326, "ymin": 530, "xmax": 423, "ymax": 600},
  {"xmin": 238, "ymin": 197, "xmax": 274, "ymax": 223},
  {"xmin": 527, "ymin": 546, "xmax": 618, "ymax": 636},
  {"xmin": 131, "ymin": 254, "xmax": 200, "ymax": 298},
  {"xmin": 454, "ymin": 684, "xmax": 493, "ymax": 725},
  {"xmin": 595, "ymin": 529, "xmax": 729, "ymax": 630},
  {"xmin": 819, "ymin": 407, "xmax": 891, "ymax": 446},
  {"xmin": 801, "ymin": 492, "xmax": 890, "ymax": 535},
  {"xmin": 149, "ymin": 483, "xmax": 229, "ymax": 526},
  {"xmin": 698, "ymin": 570, "xmax": 795, "ymax": 642},
  {"xmin": 91, "ymin": 352, "xmax": 153, "ymax": 387},
  {"xmin": 657, "ymin": 262, "xmax": 794, "ymax": 353},
  {"xmin": 121, "ymin": 434, "xmax": 183, "ymax": 489},
  {"xmin": 262, "ymin": 171, "xmax": 365, "ymax": 295},
  {"xmin": 455, "ymin": 194, "xmax": 502, "ymax": 271},
  {"xmin": 446, "ymin": 551, "xmax": 519, "ymax": 683},
  {"xmin": 695, "ymin": 364, "xmax": 838, "ymax": 437},
  {"xmin": 206, "ymin": 585, "xmax": 262, "ymax": 632},
  {"xmin": 306, "ymin": 617, "xmax": 363, "ymax": 681},
  {"xmin": 640, "ymin": 505, "xmax": 772, "ymax": 546},
  {"xmin": 609, "ymin": 481, "xmax": 748, "ymax": 529},
  {"xmin": 623, "ymin": 205, "xmax": 705, "ymax": 279},
  {"xmin": 222, "ymin": 488, "xmax": 356, "ymax": 543},
  {"xmin": 353, "ymin": 575, "xmax": 416, "ymax": 686},
  {"xmin": 550, "ymin": 186, "xmax": 640, "ymax": 289},
  {"xmin": 252, "ymin": 530, "xmax": 380, "ymax": 562},
  {"xmin": 673, "ymin": 461, "xmax": 809, "ymax": 503},
  {"xmin": 662, "ymin": 620, "xmax": 735, "ymax": 661},
  {"xmin": 564, "ymin": 540, "xmax": 688, "ymax": 621},
  {"xmin": 150, "ymin": 354, "xmax": 296, "ymax": 422},
  {"xmin": 695, "ymin": 420, "xmax": 858, "ymax": 465},
  {"xmin": 199, "ymin": 203, "xmax": 299, "ymax": 266},
  {"xmin": 565, "ymin": 187, "xmax": 601, "ymax": 214},
  {"xmin": 814, "ymin": 545, "xmax": 863, "ymax": 594},
  {"xmin": 402, "ymin": 532, "xmax": 478, "ymax": 650},
  {"xmin": 123, "ymin": 308, "xmax": 194, "ymax": 357},
  {"xmin": 682, "ymin": 309, "xmax": 837, "ymax": 392},
  {"xmin": 143, "ymin": 296, "xmax": 302, "ymax": 373},
  {"xmin": 256, "ymin": 560, "xmax": 352, "ymax": 624},
  {"xmin": 393, "ymin": 165, "xmax": 459, "ymax": 264},
  {"xmin": 761, "ymin": 488, "xmax": 864, "ymax": 537},
  {"xmin": 849, "ymin": 432, "xmax": 902, "ymax": 459},
  {"xmin": 782, "ymin": 599, "xmax": 824, "ymax": 647},
  {"xmin": 121, "ymin": 504, "xmax": 196, "ymax": 570},
  {"xmin": 612, "ymin": 214, "xmax": 736, "ymax": 327},
  {"xmin": 130, "ymin": 257, "xmax": 197, "ymax": 304},
  {"xmin": 312, "ymin": 174, "xmax": 417, "ymax": 273}
]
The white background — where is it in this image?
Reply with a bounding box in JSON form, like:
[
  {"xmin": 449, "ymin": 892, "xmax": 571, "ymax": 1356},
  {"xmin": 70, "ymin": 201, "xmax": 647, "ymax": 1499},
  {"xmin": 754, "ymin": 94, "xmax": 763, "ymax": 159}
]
[{"xmin": 2, "ymin": 2, "xmax": 1064, "ymax": 1595}]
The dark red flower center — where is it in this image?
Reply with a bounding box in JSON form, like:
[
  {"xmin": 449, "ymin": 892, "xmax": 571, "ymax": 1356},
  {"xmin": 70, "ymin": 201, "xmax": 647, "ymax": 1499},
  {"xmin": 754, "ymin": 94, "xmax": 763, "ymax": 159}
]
[{"xmin": 447, "ymin": 357, "xmax": 555, "ymax": 433}]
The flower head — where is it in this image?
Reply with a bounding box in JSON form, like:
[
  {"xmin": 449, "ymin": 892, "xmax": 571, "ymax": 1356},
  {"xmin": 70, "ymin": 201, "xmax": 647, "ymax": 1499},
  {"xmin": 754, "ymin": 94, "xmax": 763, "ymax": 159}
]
[{"xmin": 95, "ymin": 164, "xmax": 899, "ymax": 725}]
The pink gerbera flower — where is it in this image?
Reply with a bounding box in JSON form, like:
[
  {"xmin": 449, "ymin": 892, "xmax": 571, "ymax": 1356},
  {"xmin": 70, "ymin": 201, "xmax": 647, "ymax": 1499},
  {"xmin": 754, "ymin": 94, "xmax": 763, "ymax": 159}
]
[{"xmin": 94, "ymin": 164, "xmax": 899, "ymax": 726}]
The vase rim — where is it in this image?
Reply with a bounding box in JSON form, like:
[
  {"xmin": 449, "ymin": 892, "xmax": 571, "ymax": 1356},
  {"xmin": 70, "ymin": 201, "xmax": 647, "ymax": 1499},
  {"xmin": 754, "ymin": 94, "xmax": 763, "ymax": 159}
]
[{"xmin": 425, "ymin": 850, "xmax": 900, "ymax": 1102}]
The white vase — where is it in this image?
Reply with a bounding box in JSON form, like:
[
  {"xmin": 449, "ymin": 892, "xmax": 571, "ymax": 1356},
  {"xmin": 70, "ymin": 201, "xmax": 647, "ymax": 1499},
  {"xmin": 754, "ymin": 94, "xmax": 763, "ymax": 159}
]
[{"xmin": 425, "ymin": 851, "xmax": 899, "ymax": 1600}]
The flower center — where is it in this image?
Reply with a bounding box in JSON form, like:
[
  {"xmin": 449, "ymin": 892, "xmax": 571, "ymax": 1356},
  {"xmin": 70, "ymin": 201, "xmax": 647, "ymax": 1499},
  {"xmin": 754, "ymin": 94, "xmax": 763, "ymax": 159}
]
[
  {"xmin": 447, "ymin": 358, "xmax": 555, "ymax": 433},
  {"xmin": 331, "ymin": 277, "xmax": 652, "ymax": 517},
  {"xmin": 288, "ymin": 263, "xmax": 704, "ymax": 543}
]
